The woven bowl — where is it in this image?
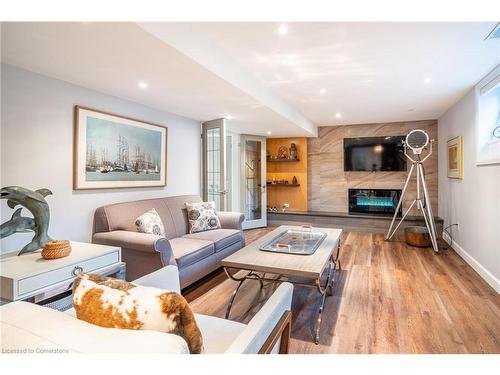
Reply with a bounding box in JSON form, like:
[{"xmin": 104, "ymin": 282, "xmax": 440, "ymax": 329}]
[{"xmin": 42, "ymin": 240, "xmax": 72, "ymax": 259}]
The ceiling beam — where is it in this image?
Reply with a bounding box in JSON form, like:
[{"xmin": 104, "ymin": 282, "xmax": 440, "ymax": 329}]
[{"xmin": 137, "ymin": 22, "xmax": 317, "ymax": 136}]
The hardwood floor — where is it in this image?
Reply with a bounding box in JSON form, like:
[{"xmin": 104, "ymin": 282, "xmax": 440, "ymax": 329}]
[{"xmin": 185, "ymin": 227, "xmax": 500, "ymax": 354}]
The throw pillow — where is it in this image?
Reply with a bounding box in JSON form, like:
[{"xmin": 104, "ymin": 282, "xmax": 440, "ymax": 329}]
[
  {"xmin": 72, "ymin": 273, "xmax": 204, "ymax": 354},
  {"xmin": 135, "ymin": 208, "xmax": 165, "ymax": 237},
  {"xmin": 185, "ymin": 201, "xmax": 221, "ymax": 233}
]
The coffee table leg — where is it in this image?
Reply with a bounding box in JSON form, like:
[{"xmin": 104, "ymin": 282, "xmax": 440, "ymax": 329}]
[
  {"xmin": 314, "ymin": 258, "xmax": 334, "ymax": 344},
  {"xmin": 316, "ymin": 291, "xmax": 327, "ymax": 344},
  {"xmin": 225, "ymin": 276, "xmax": 247, "ymax": 319},
  {"xmin": 315, "ymin": 240, "xmax": 342, "ymax": 343},
  {"xmin": 329, "ymin": 241, "xmax": 342, "ymax": 290},
  {"xmin": 224, "ymin": 268, "xmax": 264, "ymax": 319}
]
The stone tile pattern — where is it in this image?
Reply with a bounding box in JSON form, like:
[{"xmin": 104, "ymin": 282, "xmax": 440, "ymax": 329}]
[{"xmin": 308, "ymin": 120, "xmax": 438, "ymax": 216}]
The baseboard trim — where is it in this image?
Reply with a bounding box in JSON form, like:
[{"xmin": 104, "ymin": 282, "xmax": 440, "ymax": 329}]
[{"xmin": 442, "ymin": 232, "xmax": 500, "ymax": 293}]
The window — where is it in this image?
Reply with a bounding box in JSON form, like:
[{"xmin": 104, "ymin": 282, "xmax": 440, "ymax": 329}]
[{"xmin": 476, "ymin": 64, "xmax": 500, "ymax": 165}]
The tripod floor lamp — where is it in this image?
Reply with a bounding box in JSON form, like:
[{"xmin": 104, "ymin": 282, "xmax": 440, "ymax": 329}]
[{"xmin": 385, "ymin": 129, "xmax": 439, "ymax": 253}]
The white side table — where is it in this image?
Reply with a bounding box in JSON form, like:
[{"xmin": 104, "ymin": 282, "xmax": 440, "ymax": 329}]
[{"xmin": 0, "ymin": 242, "xmax": 125, "ymax": 310}]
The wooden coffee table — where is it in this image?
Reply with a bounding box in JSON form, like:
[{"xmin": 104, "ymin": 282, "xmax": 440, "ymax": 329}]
[{"xmin": 221, "ymin": 225, "xmax": 342, "ymax": 344}]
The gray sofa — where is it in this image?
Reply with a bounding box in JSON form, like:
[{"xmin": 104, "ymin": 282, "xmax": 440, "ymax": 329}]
[{"xmin": 92, "ymin": 195, "xmax": 245, "ymax": 288}]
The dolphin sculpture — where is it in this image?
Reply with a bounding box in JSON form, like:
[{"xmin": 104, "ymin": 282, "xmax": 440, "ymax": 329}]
[
  {"xmin": 0, "ymin": 208, "xmax": 36, "ymax": 238},
  {"xmin": 0, "ymin": 186, "xmax": 53, "ymax": 255}
]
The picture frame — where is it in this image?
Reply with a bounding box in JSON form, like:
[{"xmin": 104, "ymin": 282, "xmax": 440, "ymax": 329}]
[
  {"xmin": 447, "ymin": 136, "xmax": 463, "ymax": 179},
  {"xmin": 73, "ymin": 106, "xmax": 168, "ymax": 190}
]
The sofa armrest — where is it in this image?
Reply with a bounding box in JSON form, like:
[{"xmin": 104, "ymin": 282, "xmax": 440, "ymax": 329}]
[
  {"xmin": 132, "ymin": 265, "xmax": 181, "ymax": 293},
  {"xmin": 92, "ymin": 231, "xmax": 176, "ymax": 265},
  {"xmin": 217, "ymin": 211, "xmax": 245, "ymax": 230},
  {"xmin": 225, "ymin": 283, "xmax": 293, "ymax": 354}
]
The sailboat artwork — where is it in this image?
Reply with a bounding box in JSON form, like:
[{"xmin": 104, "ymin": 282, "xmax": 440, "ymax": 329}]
[{"xmin": 74, "ymin": 106, "xmax": 167, "ymax": 189}]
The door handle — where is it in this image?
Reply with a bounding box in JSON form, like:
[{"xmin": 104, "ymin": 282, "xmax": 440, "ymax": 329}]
[{"xmin": 218, "ymin": 190, "xmax": 228, "ymax": 195}]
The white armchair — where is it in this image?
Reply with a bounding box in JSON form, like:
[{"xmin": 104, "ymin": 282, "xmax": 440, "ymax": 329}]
[
  {"xmin": 0, "ymin": 266, "xmax": 293, "ymax": 354},
  {"xmin": 135, "ymin": 265, "xmax": 293, "ymax": 354}
]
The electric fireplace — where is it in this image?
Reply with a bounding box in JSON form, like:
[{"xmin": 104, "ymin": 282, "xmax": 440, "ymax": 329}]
[{"xmin": 348, "ymin": 188, "xmax": 402, "ymax": 216}]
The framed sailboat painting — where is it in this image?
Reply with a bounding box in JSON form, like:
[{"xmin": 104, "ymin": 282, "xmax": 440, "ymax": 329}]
[{"xmin": 73, "ymin": 106, "xmax": 168, "ymax": 189}]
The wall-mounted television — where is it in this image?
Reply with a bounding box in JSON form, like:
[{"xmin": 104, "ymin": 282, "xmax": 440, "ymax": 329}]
[{"xmin": 344, "ymin": 136, "xmax": 407, "ymax": 172}]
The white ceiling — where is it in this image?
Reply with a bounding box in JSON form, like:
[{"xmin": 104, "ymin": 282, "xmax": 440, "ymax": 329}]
[
  {"xmin": 195, "ymin": 22, "xmax": 500, "ymax": 126},
  {"xmin": 0, "ymin": 22, "xmax": 312, "ymax": 136},
  {"xmin": 2, "ymin": 22, "xmax": 499, "ymax": 136}
]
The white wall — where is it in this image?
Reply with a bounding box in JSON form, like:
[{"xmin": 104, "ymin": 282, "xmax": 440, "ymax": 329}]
[
  {"xmin": 1, "ymin": 64, "xmax": 201, "ymax": 253},
  {"xmin": 438, "ymin": 88, "xmax": 500, "ymax": 292}
]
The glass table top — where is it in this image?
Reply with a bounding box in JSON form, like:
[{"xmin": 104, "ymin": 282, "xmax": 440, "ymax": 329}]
[{"xmin": 259, "ymin": 229, "xmax": 327, "ymax": 255}]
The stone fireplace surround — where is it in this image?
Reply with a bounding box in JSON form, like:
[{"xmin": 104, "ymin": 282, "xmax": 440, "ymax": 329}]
[{"xmin": 307, "ymin": 120, "xmax": 438, "ymax": 216}]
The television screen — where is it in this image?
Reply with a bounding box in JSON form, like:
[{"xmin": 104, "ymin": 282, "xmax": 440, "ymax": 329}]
[{"xmin": 344, "ymin": 136, "xmax": 407, "ymax": 171}]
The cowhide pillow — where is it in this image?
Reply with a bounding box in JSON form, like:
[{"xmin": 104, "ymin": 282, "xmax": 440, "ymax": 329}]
[
  {"xmin": 185, "ymin": 201, "xmax": 221, "ymax": 234},
  {"xmin": 72, "ymin": 273, "xmax": 203, "ymax": 354},
  {"xmin": 135, "ymin": 208, "xmax": 166, "ymax": 237}
]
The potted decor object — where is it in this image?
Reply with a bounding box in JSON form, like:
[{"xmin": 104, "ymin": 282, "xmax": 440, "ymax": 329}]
[
  {"xmin": 290, "ymin": 143, "xmax": 298, "ymax": 160},
  {"xmin": 277, "ymin": 146, "xmax": 288, "ymax": 159}
]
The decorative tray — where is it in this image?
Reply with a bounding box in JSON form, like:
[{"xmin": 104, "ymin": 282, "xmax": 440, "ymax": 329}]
[{"xmin": 259, "ymin": 228, "xmax": 327, "ymax": 255}]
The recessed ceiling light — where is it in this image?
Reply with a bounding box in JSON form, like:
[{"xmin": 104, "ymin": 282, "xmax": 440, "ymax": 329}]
[
  {"xmin": 138, "ymin": 81, "xmax": 148, "ymax": 89},
  {"xmin": 226, "ymin": 115, "xmax": 233, "ymax": 120},
  {"xmin": 278, "ymin": 24, "xmax": 287, "ymax": 35},
  {"xmin": 335, "ymin": 113, "xmax": 342, "ymax": 119},
  {"xmin": 424, "ymin": 77, "xmax": 431, "ymax": 84},
  {"xmin": 267, "ymin": 131, "xmax": 272, "ymax": 135},
  {"xmin": 320, "ymin": 88, "xmax": 326, "ymax": 95}
]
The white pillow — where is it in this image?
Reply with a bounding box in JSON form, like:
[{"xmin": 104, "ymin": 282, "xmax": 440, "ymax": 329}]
[
  {"xmin": 185, "ymin": 201, "xmax": 221, "ymax": 233},
  {"xmin": 135, "ymin": 208, "xmax": 165, "ymax": 237}
]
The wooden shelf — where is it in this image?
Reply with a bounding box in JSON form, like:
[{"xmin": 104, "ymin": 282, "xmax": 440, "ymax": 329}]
[
  {"xmin": 267, "ymin": 183, "xmax": 301, "ymax": 187},
  {"xmin": 267, "ymin": 158, "xmax": 300, "ymax": 162},
  {"xmin": 266, "ymin": 137, "xmax": 308, "ymax": 211}
]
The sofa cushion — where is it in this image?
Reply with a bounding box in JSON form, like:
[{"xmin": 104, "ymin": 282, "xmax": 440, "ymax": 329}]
[
  {"xmin": 65, "ymin": 309, "xmax": 247, "ymax": 354},
  {"xmin": 183, "ymin": 229, "xmax": 242, "ymax": 252},
  {"xmin": 95, "ymin": 195, "xmax": 203, "ymax": 239},
  {"xmin": 164, "ymin": 195, "xmax": 203, "ymax": 237},
  {"xmin": 169, "ymin": 237, "xmax": 215, "ymax": 268},
  {"xmin": 1, "ymin": 301, "xmax": 189, "ymax": 354},
  {"xmin": 100, "ymin": 198, "xmax": 176, "ymax": 238},
  {"xmin": 194, "ymin": 314, "xmax": 246, "ymax": 354}
]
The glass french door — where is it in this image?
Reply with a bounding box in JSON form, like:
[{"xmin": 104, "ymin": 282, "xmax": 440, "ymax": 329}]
[
  {"xmin": 240, "ymin": 135, "xmax": 267, "ymax": 229},
  {"xmin": 202, "ymin": 119, "xmax": 227, "ymax": 211}
]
